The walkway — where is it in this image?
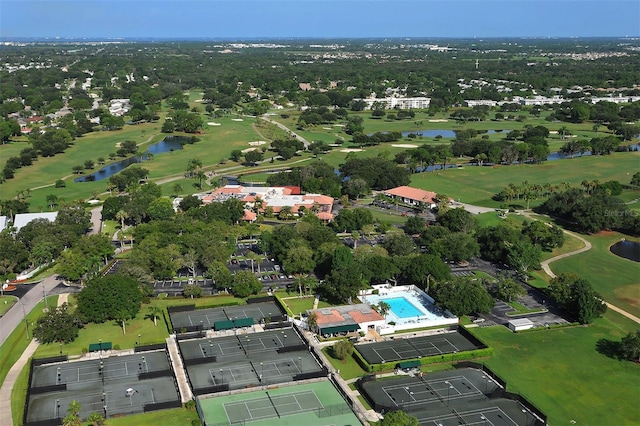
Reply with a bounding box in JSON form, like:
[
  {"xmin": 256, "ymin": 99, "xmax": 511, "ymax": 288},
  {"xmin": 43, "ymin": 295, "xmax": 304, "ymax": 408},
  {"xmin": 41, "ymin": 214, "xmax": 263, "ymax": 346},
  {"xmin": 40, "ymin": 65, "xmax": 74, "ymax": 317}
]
[
  {"xmin": 166, "ymin": 335, "xmax": 193, "ymax": 403},
  {"xmin": 0, "ymin": 293, "xmax": 69, "ymax": 426}
]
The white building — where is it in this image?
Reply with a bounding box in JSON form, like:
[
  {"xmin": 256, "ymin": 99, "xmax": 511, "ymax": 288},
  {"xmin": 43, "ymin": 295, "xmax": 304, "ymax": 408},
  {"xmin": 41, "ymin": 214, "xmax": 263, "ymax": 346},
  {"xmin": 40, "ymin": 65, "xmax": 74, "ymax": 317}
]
[
  {"xmin": 354, "ymin": 96, "xmax": 431, "ymax": 110},
  {"xmin": 13, "ymin": 212, "xmax": 58, "ymax": 232},
  {"xmin": 508, "ymin": 318, "xmax": 535, "ymax": 332}
]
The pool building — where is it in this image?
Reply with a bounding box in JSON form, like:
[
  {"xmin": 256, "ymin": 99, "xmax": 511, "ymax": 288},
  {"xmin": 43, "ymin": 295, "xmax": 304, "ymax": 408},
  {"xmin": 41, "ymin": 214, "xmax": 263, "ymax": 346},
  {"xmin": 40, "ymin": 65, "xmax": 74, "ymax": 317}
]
[{"xmin": 307, "ymin": 285, "xmax": 458, "ymax": 337}]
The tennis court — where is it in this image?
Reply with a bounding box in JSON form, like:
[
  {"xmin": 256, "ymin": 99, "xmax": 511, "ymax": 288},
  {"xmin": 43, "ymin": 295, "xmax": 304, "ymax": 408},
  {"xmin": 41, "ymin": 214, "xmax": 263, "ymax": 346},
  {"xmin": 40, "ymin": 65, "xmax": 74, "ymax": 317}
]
[
  {"xmin": 356, "ymin": 331, "xmax": 482, "ymax": 364},
  {"xmin": 359, "ymin": 368, "xmax": 541, "ymax": 426},
  {"xmin": 179, "ymin": 327, "xmax": 327, "ymax": 394},
  {"xmin": 25, "ymin": 350, "xmax": 180, "ymax": 425},
  {"xmin": 169, "ymin": 301, "xmax": 283, "ymax": 332},
  {"xmin": 198, "ymin": 380, "xmax": 359, "ymax": 426},
  {"xmin": 178, "ymin": 328, "xmax": 302, "ymax": 361}
]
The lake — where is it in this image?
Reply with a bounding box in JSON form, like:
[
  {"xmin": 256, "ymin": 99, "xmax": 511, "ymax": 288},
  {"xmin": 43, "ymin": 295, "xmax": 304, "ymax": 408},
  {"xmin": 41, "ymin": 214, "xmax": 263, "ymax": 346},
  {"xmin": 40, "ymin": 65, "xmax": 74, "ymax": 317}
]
[
  {"xmin": 74, "ymin": 136, "xmax": 189, "ymax": 182},
  {"xmin": 610, "ymin": 240, "xmax": 640, "ymax": 262}
]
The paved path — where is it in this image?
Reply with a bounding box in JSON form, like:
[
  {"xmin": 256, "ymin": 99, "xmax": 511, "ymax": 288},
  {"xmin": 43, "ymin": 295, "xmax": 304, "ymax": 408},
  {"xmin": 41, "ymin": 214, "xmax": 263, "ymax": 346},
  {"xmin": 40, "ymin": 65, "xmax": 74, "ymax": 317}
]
[
  {"xmin": 166, "ymin": 335, "xmax": 193, "ymax": 403},
  {"xmin": 522, "ymin": 212, "xmax": 640, "ymax": 325},
  {"xmin": 259, "ymin": 115, "xmax": 310, "ymax": 148},
  {"xmin": 0, "ymin": 293, "xmax": 69, "ymax": 426}
]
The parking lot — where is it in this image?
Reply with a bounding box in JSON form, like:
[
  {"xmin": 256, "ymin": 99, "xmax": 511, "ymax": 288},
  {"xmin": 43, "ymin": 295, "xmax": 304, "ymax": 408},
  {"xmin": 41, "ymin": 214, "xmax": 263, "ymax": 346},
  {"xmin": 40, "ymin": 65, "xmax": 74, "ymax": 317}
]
[{"xmin": 229, "ymin": 242, "xmax": 293, "ymax": 289}]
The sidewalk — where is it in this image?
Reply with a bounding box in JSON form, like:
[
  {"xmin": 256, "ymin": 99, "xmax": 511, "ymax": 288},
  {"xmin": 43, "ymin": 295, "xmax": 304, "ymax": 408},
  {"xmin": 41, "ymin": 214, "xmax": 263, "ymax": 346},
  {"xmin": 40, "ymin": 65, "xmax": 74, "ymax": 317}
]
[{"xmin": 0, "ymin": 293, "xmax": 68, "ymax": 426}]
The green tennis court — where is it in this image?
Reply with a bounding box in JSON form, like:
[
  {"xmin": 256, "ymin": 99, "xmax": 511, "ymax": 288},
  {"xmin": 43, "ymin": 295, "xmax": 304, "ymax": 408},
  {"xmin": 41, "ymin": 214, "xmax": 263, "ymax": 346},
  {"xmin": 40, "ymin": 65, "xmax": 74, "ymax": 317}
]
[{"xmin": 198, "ymin": 380, "xmax": 359, "ymax": 426}]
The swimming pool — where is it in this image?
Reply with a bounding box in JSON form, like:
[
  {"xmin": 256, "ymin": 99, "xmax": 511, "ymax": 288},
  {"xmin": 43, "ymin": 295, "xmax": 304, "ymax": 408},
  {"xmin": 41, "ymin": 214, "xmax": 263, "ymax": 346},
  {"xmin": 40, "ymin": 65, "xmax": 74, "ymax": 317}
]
[
  {"xmin": 384, "ymin": 297, "xmax": 423, "ymax": 319},
  {"xmin": 362, "ymin": 285, "xmax": 458, "ymax": 333}
]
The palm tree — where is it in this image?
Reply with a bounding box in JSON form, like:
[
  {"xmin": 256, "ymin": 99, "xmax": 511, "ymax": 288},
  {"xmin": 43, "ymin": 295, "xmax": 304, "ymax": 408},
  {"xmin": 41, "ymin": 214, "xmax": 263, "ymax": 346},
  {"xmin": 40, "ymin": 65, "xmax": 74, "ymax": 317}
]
[
  {"xmin": 63, "ymin": 400, "xmax": 82, "ymax": 426},
  {"xmin": 147, "ymin": 305, "xmax": 162, "ymax": 327},
  {"xmin": 46, "ymin": 194, "xmax": 58, "ymax": 209},
  {"xmin": 172, "ymin": 183, "xmax": 183, "ymax": 197},
  {"xmin": 246, "ymin": 250, "xmax": 261, "ymax": 274},
  {"xmin": 114, "ymin": 309, "xmax": 129, "ymax": 334},
  {"xmin": 376, "ymin": 301, "xmax": 390, "ymax": 321},
  {"xmin": 115, "ymin": 209, "xmax": 128, "ymax": 231},
  {"xmin": 195, "ymin": 170, "xmax": 206, "ymax": 190},
  {"xmin": 279, "ymin": 206, "xmax": 294, "ymax": 220}
]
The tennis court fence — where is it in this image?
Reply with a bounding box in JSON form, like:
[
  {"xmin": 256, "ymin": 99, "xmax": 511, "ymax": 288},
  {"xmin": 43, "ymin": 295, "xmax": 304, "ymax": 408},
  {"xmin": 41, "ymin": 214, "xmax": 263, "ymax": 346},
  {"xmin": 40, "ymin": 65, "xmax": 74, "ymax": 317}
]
[{"xmin": 315, "ymin": 402, "xmax": 352, "ymax": 418}]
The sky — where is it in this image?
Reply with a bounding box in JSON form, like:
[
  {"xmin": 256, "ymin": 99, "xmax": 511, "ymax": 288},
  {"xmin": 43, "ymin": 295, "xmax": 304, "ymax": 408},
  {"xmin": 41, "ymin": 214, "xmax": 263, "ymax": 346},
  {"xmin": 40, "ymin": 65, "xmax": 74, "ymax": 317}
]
[{"xmin": 1, "ymin": 0, "xmax": 639, "ymax": 39}]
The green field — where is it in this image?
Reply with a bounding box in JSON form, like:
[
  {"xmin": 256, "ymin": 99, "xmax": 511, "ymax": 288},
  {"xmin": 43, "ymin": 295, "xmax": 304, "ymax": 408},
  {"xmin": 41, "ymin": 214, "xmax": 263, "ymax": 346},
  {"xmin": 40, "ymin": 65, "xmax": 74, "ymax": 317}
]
[
  {"xmin": 35, "ymin": 294, "xmax": 243, "ymax": 357},
  {"xmin": 472, "ymin": 312, "xmax": 640, "ymax": 426},
  {"xmin": 409, "ymin": 152, "xmax": 640, "ymax": 208},
  {"xmin": 280, "ymin": 296, "xmax": 331, "ymax": 316},
  {"xmin": 547, "ymin": 231, "xmax": 640, "ymax": 316},
  {"xmin": 0, "ymin": 295, "xmax": 18, "ymax": 316}
]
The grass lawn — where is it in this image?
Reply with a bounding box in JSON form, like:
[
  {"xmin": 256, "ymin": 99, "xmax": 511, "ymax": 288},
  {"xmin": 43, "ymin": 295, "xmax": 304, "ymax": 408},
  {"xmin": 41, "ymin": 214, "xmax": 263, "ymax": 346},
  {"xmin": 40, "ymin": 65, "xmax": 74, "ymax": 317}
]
[
  {"xmin": 471, "ymin": 312, "xmax": 640, "ymax": 426},
  {"xmin": 35, "ymin": 294, "xmax": 243, "ymax": 357},
  {"xmin": 0, "ymin": 295, "xmax": 18, "ymax": 316},
  {"xmin": 11, "ymin": 359, "xmax": 31, "ymax": 426},
  {"xmin": 539, "ymin": 228, "xmax": 586, "ymax": 262},
  {"xmin": 0, "ymin": 296, "xmax": 58, "ymax": 387},
  {"xmin": 409, "ymin": 152, "xmax": 640, "ymax": 208},
  {"xmin": 547, "ymin": 231, "xmax": 640, "ymax": 316},
  {"xmin": 101, "ymin": 407, "xmax": 200, "ymax": 426},
  {"xmin": 321, "ymin": 346, "xmax": 368, "ymax": 380},
  {"xmin": 280, "ymin": 296, "xmax": 331, "ymax": 316},
  {"xmin": 474, "ymin": 211, "xmax": 529, "ymax": 229}
]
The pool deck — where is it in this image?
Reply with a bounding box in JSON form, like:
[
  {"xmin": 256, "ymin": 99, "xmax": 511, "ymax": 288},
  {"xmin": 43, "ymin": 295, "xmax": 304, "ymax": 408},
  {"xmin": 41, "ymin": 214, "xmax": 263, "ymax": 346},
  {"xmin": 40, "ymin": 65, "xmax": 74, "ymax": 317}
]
[{"xmin": 361, "ymin": 285, "xmax": 458, "ymax": 334}]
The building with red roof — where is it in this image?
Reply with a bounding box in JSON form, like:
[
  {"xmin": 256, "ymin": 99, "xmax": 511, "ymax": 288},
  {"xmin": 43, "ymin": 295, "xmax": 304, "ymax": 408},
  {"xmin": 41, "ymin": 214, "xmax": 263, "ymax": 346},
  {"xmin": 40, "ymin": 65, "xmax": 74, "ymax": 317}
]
[
  {"xmin": 307, "ymin": 304, "xmax": 385, "ymax": 336},
  {"xmin": 205, "ymin": 185, "xmax": 334, "ymax": 221},
  {"xmin": 383, "ymin": 186, "xmax": 438, "ymax": 209}
]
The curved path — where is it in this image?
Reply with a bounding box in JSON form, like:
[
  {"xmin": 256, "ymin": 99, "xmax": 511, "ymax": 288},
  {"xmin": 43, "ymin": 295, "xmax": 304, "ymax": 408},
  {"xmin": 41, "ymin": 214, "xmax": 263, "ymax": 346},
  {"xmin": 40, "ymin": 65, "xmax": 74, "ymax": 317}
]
[{"xmin": 522, "ymin": 212, "xmax": 640, "ymax": 325}]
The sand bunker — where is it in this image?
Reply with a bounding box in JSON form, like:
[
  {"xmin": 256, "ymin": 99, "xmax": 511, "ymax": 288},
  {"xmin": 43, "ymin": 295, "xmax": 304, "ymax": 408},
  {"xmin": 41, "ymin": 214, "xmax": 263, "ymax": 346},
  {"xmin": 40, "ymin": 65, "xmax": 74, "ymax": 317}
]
[
  {"xmin": 340, "ymin": 148, "xmax": 364, "ymax": 153},
  {"xmin": 241, "ymin": 147, "xmax": 258, "ymax": 153},
  {"xmin": 231, "ymin": 118, "xmax": 244, "ymax": 122},
  {"xmin": 248, "ymin": 141, "xmax": 267, "ymax": 146},
  {"xmin": 391, "ymin": 144, "xmax": 418, "ymax": 148},
  {"xmin": 207, "ymin": 122, "xmax": 222, "ymax": 126},
  {"xmin": 428, "ymin": 119, "xmax": 449, "ymax": 122}
]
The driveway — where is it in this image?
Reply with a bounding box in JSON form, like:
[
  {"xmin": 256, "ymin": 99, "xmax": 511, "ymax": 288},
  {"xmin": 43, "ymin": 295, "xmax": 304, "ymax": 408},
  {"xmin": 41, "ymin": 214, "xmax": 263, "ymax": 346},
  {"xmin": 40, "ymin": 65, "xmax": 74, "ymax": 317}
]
[{"xmin": 0, "ymin": 276, "xmax": 78, "ymax": 345}]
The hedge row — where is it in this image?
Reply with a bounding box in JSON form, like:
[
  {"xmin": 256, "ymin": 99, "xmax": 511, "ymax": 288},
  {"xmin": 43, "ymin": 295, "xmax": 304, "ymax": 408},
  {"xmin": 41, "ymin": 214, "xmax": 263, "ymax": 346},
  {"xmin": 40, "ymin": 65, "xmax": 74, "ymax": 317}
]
[{"xmin": 353, "ymin": 347, "xmax": 494, "ymax": 373}]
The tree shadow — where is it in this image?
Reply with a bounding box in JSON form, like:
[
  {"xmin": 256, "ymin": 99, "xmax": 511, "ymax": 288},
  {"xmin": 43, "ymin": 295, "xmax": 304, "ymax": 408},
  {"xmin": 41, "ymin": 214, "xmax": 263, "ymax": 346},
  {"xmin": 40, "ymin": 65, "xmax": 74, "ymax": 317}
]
[{"xmin": 595, "ymin": 338, "xmax": 622, "ymax": 360}]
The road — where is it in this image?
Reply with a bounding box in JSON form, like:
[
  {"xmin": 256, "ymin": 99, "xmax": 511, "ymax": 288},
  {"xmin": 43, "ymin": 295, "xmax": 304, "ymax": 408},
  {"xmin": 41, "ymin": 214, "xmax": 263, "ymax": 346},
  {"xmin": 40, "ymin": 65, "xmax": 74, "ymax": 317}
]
[
  {"xmin": 0, "ymin": 275, "xmax": 74, "ymax": 345},
  {"xmin": 259, "ymin": 114, "xmax": 310, "ymax": 148}
]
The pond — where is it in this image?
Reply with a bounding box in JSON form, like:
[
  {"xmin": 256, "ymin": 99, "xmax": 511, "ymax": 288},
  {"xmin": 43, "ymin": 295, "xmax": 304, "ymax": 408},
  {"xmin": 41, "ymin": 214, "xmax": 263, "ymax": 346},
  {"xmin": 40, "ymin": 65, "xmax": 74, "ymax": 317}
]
[
  {"xmin": 610, "ymin": 240, "xmax": 640, "ymax": 262},
  {"xmin": 401, "ymin": 129, "xmax": 508, "ymax": 138},
  {"xmin": 74, "ymin": 136, "xmax": 190, "ymax": 182}
]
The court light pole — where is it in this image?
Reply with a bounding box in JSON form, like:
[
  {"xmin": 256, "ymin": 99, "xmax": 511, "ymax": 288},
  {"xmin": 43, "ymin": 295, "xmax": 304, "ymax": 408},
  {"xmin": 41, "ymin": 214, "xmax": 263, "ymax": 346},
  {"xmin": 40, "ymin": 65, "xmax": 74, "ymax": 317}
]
[
  {"xmin": 138, "ymin": 334, "xmax": 141, "ymax": 347},
  {"xmin": 298, "ymin": 356, "xmax": 302, "ymax": 372},
  {"xmin": 522, "ymin": 409, "xmax": 529, "ymax": 426},
  {"xmin": 102, "ymin": 392, "xmax": 107, "ymax": 418},
  {"xmin": 57, "ymin": 367, "xmax": 61, "ymax": 384},
  {"xmin": 481, "ymin": 415, "xmax": 487, "ymax": 426},
  {"xmin": 56, "ymin": 399, "xmax": 60, "ymax": 418},
  {"xmin": 59, "ymin": 343, "xmax": 62, "ymax": 356},
  {"xmin": 142, "ymin": 356, "xmax": 147, "ymax": 373},
  {"xmin": 220, "ymin": 368, "xmax": 224, "ymax": 385}
]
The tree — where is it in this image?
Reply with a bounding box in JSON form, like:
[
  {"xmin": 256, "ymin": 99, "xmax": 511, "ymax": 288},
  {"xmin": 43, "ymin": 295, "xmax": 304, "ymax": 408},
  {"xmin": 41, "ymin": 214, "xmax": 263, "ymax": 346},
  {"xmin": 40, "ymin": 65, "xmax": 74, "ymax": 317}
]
[
  {"xmin": 147, "ymin": 305, "xmax": 162, "ymax": 326},
  {"xmin": 183, "ymin": 284, "xmax": 204, "ymax": 298},
  {"xmin": 380, "ymin": 410, "xmax": 419, "ymax": 426},
  {"xmin": 307, "ymin": 311, "xmax": 318, "ymax": 331},
  {"xmin": 332, "ymin": 339, "xmax": 354, "ymax": 360},
  {"xmin": 114, "ymin": 308, "xmax": 131, "ymax": 334},
  {"xmin": 231, "ymin": 270, "xmax": 262, "ymax": 297},
  {"xmin": 506, "ymin": 239, "xmax": 541, "ymax": 276},
  {"xmin": 147, "ymin": 198, "xmax": 175, "ymax": 221},
  {"xmin": 404, "ymin": 216, "xmax": 426, "ymax": 235},
  {"xmin": 547, "ymin": 273, "xmax": 607, "ymax": 324},
  {"xmin": 619, "ymin": 330, "xmax": 640, "ymax": 362},
  {"xmin": 283, "ymin": 243, "xmax": 316, "ymax": 275},
  {"xmin": 437, "ymin": 207, "xmax": 477, "ymax": 233},
  {"xmin": 432, "ymin": 276, "xmax": 494, "ymax": 316},
  {"xmin": 376, "ymin": 301, "xmax": 390, "ymax": 320},
  {"xmin": 489, "ymin": 276, "xmax": 526, "ymax": 302},
  {"xmin": 33, "ymin": 303, "xmax": 83, "ymax": 344},
  {"xmin": 115, "ymin": 209, "xmax": 128, "ymax": 231},
  {"xmin": 63, "ymin": 400, "xmax": 82, "ymax": 426},
  {"xmin": 76, "ymin": 275, "xmax": 142, "ymax": 324},
  {"xmin": 86, "ymin": 412, "xmax": 105, "ymax": 426}
]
